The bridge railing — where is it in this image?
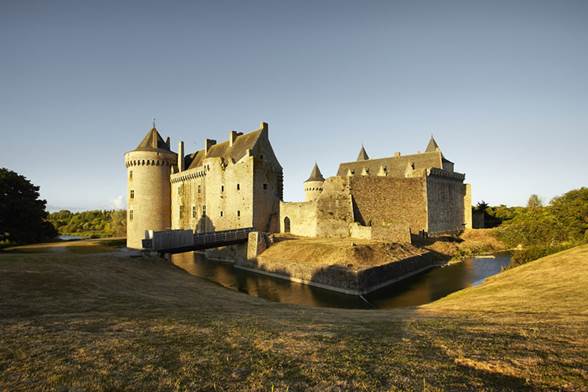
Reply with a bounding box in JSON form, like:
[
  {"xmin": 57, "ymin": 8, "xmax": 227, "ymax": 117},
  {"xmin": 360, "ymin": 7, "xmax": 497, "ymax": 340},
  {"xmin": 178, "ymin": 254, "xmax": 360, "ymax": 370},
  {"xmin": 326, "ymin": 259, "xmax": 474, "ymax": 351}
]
[
  {"xmin": 193, "ymin": 227, "xmax": 254, "ymax": 246},
  {"xmin": 143, "ymin": 227, "xmax": 255, "ymax": 252}
]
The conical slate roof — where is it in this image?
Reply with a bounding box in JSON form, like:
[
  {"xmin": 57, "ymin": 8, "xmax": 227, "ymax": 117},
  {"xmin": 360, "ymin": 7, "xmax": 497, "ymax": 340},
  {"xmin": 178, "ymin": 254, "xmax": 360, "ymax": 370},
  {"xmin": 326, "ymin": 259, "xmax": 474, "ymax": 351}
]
[
  {"xmin": 305, "ymin": 163, "xmax": 325, "ymax": 182},
  {"xmin": 135, "ymin": 127, "xmax": 171, "ymax": 152},
  {"xmin": 357, "ymin": 145, "xmax": 369, "ymax": 161},
  {"xmin": 425, "ymin": 136, "xmax": 440, "ymax": 152}
]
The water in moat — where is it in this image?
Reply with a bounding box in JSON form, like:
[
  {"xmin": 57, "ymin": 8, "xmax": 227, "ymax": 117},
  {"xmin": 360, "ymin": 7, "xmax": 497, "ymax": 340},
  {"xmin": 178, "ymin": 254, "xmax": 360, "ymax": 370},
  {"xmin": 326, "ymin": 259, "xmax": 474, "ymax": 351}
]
[{"xmin": 171, "ymin": 252, "xmax": 512, "ymax": 309}]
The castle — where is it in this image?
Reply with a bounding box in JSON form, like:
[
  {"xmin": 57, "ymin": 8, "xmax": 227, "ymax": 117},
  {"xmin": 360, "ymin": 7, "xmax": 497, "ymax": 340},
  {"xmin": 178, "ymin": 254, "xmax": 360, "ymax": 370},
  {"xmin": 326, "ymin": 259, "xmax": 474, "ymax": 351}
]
[
  {"xmin": 280, "ymin": 138, "xmax": 472, "ymax": 242},
  {"xmin": 124, "ymin": 122, "xmax": 471, "ymax": 249}
]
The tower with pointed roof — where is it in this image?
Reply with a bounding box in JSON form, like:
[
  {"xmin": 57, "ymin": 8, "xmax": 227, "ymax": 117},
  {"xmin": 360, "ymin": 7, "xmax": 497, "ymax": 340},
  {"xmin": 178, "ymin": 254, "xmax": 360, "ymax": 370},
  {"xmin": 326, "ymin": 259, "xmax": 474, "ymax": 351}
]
[
  {"xmin": 357, "ymin": 145, "xmax": 369, "ymax": 161},
  {"xmin": 304, "ymin": 163, "xmax": 325, "ymax": 202},
  {"xmin": 124, "ymin": 126, "xmax": 177, "ymax": 249}
]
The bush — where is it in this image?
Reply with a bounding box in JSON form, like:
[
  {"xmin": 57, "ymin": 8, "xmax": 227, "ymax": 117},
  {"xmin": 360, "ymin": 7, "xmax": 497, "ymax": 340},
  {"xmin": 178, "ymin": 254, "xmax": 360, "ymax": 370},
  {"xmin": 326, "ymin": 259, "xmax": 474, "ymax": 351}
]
[
  {"xmin": 498, "ymin": 187, "xmax": 588, "ymax": 267},
  {"xmin": 510, "ymin": 244, "xmax": 573, "ymax": 268}
]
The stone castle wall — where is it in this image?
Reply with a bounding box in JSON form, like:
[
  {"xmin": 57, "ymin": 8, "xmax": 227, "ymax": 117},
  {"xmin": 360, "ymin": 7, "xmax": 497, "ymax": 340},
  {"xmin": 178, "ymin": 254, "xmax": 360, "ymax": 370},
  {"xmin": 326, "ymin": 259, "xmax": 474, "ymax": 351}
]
[
  {"xmin": 315, "ymin": 177, "xmax": 355, "ymax": 237},
  {"xmin": 348, "ymin": 176, "xmax": 428, "ymax": 234},
  {"xmin": 464, "ymin": 183, "xmax": 473, "ymax": 229},
  {"xmin": 171, "ymin": 157, "xmax": 256, "ymax": 232},
  {"xmin": 125, "ymin": 150, "xmax": 176, "ymax": 249},
  {"xmin": 280, "ymin": 201, "xmax": 318, "ymax": 236},
  {"xmin": 426, "ymin": 172, "xmax": 466, "ymax": 234}
]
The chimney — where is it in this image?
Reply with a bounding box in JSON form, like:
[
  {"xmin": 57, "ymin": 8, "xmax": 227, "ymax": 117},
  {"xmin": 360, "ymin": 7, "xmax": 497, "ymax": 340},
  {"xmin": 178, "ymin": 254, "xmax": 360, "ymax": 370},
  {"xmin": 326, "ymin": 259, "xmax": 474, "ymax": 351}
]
[
  {"xmin": 177, "ymin": 141, "xmax": 184, "ymax": 172},
  {"xmin": 229, "ymin": 131, "xmax": 240, "ymax": 147},
  {"xmin": 204, "ymin": 138, "xmax": 216, "ymax": 157}
]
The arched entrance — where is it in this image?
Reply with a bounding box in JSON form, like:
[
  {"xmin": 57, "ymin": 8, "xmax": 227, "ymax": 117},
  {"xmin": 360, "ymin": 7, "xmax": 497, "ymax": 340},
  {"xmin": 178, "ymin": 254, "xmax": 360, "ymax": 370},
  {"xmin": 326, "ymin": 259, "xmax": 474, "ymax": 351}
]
[{"xmin": 283, "ymin": 216, "xmax": 291, "ymax": 233}]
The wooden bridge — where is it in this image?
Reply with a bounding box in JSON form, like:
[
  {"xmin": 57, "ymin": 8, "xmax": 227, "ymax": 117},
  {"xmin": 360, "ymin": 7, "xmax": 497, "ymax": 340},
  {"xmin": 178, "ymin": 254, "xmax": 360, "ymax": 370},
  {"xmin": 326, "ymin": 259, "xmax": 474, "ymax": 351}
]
[{"xmin": 142, "ymin": 227, "xmax": 255, "ymax": 254}]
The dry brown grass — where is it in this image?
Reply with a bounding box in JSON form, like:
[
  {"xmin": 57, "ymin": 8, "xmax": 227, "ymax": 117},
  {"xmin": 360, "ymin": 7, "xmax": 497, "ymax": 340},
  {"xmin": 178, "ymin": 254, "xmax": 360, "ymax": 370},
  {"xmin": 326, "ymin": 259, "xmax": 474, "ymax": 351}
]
[
  {"xmin": 0, "ymin": 241, "xmax": 586, "ymax": 391},
  {"xmin": 424, "ymin": 229, "xmax": 507, "ymax": 259},
  {"xmin": 260, "ymin": 236, "xmax": 427, "ymax": 271}
]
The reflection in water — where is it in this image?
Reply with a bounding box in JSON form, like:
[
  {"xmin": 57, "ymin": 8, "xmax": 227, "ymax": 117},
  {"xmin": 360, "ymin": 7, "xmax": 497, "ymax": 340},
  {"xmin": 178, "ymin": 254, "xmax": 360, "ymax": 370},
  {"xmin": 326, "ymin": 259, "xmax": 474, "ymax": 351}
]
[{"xmin": 171, "ymin": 252, "xmax": 511, "ymax": 310}]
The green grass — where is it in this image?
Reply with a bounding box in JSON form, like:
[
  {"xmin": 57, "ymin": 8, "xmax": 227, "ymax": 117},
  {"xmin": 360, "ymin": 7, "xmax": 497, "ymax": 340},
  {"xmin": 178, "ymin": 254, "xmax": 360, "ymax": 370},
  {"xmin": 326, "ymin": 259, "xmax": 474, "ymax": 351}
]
[{"xmin": 0, "ymin": 242, "xmax": 586, "ymax": 391}]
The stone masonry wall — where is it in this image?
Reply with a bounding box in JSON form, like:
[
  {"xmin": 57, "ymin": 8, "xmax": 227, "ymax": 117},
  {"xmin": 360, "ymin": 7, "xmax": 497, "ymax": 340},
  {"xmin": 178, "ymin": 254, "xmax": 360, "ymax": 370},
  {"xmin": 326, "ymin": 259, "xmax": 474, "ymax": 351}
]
[
  {"xmin": 426, "ymin": 174, "xmax": 466, "ymax": 234},
  {"xmin": 280, "ymin": 201, "xmax": 318, "ymax": 236},
  {"xmin": 349, "ymin": 176, "xmax": 428, "ymax": 234},
  {"xmin": 315, "ymin": 177, "xmax": 354, "ymax": 237}
]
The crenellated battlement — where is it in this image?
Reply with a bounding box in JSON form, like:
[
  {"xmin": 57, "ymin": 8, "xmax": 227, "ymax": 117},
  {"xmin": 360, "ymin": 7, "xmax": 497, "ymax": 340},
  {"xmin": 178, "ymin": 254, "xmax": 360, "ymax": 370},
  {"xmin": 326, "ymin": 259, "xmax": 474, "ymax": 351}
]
[
  {"xmin": 170, "ymin": 168, "xmax": 207, "ymax": 183},
  {"xmin": 125, "ymin": 158, "xmax": 176, "ymax": 168}
]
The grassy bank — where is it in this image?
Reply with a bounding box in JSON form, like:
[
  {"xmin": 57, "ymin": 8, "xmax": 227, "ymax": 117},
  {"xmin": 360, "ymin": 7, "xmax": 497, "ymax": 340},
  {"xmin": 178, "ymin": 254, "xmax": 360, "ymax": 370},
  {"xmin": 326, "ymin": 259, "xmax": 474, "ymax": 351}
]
[
  {"xmin": 420, "ymin": 229, "xmax": 507, "ymax": 260},
  {"xmin": 0, "ymin": 242, "xmax": 586, "ymax": 391}
]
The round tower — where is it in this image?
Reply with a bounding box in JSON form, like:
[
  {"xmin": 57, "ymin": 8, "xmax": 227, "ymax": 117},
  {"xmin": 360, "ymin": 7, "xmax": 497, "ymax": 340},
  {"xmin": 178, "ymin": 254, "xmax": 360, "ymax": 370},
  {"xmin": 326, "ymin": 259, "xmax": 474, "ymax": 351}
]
[
  {"xmin": 304, "ymin": 163, "xmax": 325, "ymax": 202},
  {"xmin": 124, "ymin": 126, "xmax": 177, "ymax": 249}
]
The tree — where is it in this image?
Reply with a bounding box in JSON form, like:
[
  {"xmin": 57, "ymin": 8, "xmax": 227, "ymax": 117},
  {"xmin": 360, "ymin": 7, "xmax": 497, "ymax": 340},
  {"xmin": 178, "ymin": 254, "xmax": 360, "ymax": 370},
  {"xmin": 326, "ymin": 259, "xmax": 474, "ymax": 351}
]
[
  {"xmin": 109, "ymin": 210, "xmax": 127, "ymax": 237},
  {"xmin": 527, "ymin": 194, "xmax": 543, "ymax": 209},
  {"xmin": 549, "ymin": 187, "xmax": 588, "ymax": 242},
  {"xmin": 0, "ymin": 168, "xmax": 57, "ymax": 243}
]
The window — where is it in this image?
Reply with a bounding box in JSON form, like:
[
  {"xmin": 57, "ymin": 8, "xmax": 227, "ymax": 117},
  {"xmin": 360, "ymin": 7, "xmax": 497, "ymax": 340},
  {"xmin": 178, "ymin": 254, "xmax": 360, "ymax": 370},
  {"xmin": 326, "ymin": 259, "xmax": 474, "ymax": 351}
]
[
  {"xmin": 221, "ymin": 185, "xmax": 224, "ymax": 192},
  {"xmin": 130, "ymin": 190, "xmax": 134, "ymax": 199},
  {"xmin": 263, "ymin": 183, "xmax": 268, "ymax": 190},
  {"xmin": 129, "ymin": 170, "xmax": 133, "ymax": 180},
  {"xmin": 129, "ymin": 210, "xmax": 133, "ymax": 221},
  {"xmin": 220, "ymin": 211, "xmax": 223, "ymax": 217},
  {"xmin": 179, "ymin": 206, "xmax": 184, "ymax": 219},
  {"xmin": 237, "ymin": 184, "xmax": 240, "ymax": 191},
  {"xmin": 192, "ymin": 206, "xmax": 196, "ymax": 218},
  {"xmin": 202, "ymin": 206, "xmax": 206, "ymax": 216},
  {"xmin": 198, "ymin": 185, "xmax": 201, "ymax": 193},
  {"xmin": 237, "ymin": 210, "xmax": 241, "ymax": 217},
  {"xmin": 260, "ymin": 154, "xmax": 264, "ymax": 160}
]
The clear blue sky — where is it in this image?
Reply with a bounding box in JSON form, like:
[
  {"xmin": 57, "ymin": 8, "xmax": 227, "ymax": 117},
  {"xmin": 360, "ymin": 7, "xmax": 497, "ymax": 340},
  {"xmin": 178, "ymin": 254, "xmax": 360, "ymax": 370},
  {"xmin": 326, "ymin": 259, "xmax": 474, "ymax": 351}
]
[{"xmin": 1, "ymin": 0, "xmax": 587, "ymax": 211}]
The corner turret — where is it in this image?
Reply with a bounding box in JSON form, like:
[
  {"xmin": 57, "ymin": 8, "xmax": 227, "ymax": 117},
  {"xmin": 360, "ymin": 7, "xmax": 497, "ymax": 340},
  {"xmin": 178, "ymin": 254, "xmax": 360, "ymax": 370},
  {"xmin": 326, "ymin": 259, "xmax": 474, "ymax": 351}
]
[
  {"xmin": 357, "ymin": 145, "xmax": 369, "ymax": 161},
  {"xmin": 304, "ymin": 163, "xmax": 325, "ymax": 202},
  {"xmin": 124, "ymin": 125, "xmax": 177, "ymax": 249},
  {"xmin": 425, "ymin": 136, "xmax": 440, "ymax": 152}
]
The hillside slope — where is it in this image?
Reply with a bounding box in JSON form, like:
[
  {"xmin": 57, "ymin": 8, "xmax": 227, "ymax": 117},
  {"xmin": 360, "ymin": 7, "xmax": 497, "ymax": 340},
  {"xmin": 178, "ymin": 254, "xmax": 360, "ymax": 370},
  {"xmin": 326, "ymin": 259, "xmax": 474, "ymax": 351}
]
[
  {"xmin": 427, "ymin": 244, "xmax": 588, "ymax": 314},
  {"xmin": 0, "ymin": 242, "xmax": 586, "ymax": 391}
]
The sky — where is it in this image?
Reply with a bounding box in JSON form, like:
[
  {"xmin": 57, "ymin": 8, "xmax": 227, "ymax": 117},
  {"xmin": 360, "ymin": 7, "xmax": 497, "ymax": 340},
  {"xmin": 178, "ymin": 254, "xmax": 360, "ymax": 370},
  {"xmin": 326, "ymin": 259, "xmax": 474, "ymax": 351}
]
[{"xmin": 1, "ymin": 0, "xmax": 587, "ymax": 211}]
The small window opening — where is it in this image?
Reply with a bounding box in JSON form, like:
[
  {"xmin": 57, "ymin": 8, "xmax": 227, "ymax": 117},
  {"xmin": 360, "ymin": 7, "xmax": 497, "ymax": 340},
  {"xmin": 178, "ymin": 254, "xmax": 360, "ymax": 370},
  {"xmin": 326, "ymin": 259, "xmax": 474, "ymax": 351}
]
[
  {"xmin": 237, "ymin": 210, "xmax": 241, "ymax": 217},
  {"xmin": 129, "ymin": 170, "xmax": 133, "ymax": 180},
  {"xmin": 192, "ymin": 206, "xmax": 196, "ymax": 218},
  {"xmin": 221, "ymin": 185, "xmax": 224, "ymax": 192},
  {"xmin": 237, "ymin": 184, "xmax": 240, "ymax": 191},
  {"xmin": 198, "ymin": 185, "xmax": 201, "ymax": 193},
  {"xmin": 202, "ymin": 206, "xmax": 206, "ymax": 216},
  {"xmin": 220, "ymin": 211, "xmax": 223, "ymax": 217},
  {"xmin": 129, "ymin": 210, "xmax": 133, "ymax": 221},
  {"xmin": 130, "ymin": 190, "xmax": 134, "ymax": 199},
  {"xmin": 263, "ymin": 183, "xmax": 268, "ymax": 190}
]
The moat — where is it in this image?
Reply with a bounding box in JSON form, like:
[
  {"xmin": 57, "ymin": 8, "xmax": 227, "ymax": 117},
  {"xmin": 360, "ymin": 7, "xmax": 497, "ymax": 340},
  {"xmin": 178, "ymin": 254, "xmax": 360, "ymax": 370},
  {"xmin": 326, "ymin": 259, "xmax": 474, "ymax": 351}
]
[{"xmin": 171, "ymin": 252, "xmax": 512, "ymax": 309}]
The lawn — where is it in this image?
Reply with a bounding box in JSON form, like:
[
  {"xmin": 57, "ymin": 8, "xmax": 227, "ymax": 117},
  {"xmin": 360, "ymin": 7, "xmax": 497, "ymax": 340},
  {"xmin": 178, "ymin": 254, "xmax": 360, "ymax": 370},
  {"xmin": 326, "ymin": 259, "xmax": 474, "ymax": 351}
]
[{"xmin": 0, "ymin": 241, "xmax": 586, "ymax": 391}]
